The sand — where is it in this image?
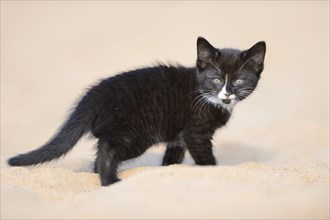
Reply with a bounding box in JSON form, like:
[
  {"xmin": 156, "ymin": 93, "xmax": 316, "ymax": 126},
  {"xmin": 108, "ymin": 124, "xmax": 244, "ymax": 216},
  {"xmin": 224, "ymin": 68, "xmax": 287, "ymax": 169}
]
[{"xmin": 1, "ymin": 2, "xmax": 329, "ymax": 219}]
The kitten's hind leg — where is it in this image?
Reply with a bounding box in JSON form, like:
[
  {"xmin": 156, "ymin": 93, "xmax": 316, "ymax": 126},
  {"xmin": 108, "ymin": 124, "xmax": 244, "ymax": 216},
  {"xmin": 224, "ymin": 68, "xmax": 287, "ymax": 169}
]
[
  {"xmin": 162, "ymin": 142, "xmax": 186, "ymax": 166},
  {"xmin": 95, "ymin": 140, "xmax": 120, "ymax": 186}
]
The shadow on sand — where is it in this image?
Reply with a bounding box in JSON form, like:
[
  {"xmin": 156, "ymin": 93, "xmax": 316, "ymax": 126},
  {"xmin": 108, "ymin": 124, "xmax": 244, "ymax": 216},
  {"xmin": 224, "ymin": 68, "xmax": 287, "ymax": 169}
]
[
  {"xmin": 79, "ymin": 142, "xmax": 272, "ymax": 172},
  {"xmin": 214, "ymin": 143, "xmax": 272, "ymax": 165}
]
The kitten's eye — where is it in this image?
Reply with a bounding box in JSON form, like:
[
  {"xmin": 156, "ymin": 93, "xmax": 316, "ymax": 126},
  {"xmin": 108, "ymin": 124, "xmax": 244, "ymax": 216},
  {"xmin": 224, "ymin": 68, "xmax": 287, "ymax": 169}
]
[
  {"xmin": 212, "ymin": 78, "xmax": 223, "ymax": 85},
  {"xmin": 234, "ymin": 79, "xmax": 244, "ymax": 85}
]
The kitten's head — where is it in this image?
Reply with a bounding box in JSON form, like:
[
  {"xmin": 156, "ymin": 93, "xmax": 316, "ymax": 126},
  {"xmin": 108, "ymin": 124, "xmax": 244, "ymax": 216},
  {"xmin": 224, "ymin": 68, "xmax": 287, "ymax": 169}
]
[{"xmin": 196, "ymin": 37, "xmax": 266, "ymax": 111}]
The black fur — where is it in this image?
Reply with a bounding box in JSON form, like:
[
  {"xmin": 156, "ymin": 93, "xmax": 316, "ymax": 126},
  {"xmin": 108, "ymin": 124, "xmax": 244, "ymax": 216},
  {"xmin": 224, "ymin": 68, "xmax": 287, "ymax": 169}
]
[{"xmin": 8, "ymin": 37, "xmax": 266, "ymax": 186}]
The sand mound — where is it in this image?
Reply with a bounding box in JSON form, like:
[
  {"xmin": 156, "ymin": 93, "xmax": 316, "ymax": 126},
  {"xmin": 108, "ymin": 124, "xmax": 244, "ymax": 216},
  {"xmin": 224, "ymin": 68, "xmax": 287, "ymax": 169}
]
[{"xmin": 1, "ymin": 153, "xmax": 329, "ymax": 219}]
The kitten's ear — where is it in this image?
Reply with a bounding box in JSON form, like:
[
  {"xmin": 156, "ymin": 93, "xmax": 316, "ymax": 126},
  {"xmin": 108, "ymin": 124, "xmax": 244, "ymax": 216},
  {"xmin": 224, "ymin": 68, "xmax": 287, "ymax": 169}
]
[
  {"xmin": 243, "ymin": 41, "xmax": 266, "ymax": 65},
  {"xmin": 196, "ymin": 37, "xmax": 217, "ymax": 69},
  {"xmin": 242, "ymin": 41, "xmax": 266, "ymax": 75}
]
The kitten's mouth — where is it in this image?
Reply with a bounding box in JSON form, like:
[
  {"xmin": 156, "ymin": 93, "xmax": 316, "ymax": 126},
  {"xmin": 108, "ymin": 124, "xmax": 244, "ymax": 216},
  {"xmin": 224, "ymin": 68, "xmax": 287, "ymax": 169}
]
[{"xmin": 221, "ymin": 99, "xmax": 231, "ymax": 104}]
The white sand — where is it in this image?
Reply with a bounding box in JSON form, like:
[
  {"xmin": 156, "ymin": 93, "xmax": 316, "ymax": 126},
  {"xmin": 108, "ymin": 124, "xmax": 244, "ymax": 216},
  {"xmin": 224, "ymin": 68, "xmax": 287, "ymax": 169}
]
[{"xmin": 1, "ymin": 2, "xmax": 329, "ymax": 219}]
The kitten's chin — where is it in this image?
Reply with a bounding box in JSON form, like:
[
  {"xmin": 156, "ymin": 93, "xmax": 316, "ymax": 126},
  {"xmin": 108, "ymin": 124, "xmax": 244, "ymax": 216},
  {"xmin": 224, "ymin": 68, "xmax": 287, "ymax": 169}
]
[{"xmin": 206, "ymin": 96, "xmax": 237, "ymax": 112}]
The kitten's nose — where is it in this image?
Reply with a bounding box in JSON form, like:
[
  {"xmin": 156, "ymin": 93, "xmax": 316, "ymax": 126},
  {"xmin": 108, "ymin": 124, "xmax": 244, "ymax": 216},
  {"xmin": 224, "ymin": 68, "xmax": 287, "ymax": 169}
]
[
  {"xmin": 222, "ymin": 92, "xmax": 233, "ymax": 104},
  {"xmin": 225, "ymin": 92, "xmax": 232, "ymax": 97}
]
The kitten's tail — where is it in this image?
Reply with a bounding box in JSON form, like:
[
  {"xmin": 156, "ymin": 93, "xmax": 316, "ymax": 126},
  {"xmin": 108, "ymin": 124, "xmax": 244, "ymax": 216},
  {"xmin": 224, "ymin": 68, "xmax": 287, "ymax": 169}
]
[{"xmin": 8, "ymin": 98, "xmax": 94, "ymax": 166}]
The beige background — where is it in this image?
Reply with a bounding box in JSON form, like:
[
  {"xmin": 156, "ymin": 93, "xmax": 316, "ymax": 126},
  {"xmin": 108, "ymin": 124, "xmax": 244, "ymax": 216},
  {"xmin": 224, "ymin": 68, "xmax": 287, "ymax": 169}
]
[{"xmin": 1, "ymin": 1, "xmax": 329, "ymax": 219}]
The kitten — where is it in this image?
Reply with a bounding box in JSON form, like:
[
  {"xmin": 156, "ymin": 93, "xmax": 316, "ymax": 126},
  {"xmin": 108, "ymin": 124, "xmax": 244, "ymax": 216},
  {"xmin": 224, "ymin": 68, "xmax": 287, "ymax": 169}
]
[{"xmin": 8, "ymin": 37, "xmax": 266, "ymax": 186}]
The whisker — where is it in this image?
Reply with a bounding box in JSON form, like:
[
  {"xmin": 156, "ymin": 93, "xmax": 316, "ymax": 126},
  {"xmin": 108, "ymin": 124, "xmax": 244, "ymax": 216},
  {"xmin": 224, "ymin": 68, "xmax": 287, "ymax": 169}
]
[
  {"xmin": 238, "ymin": 90, "xmax": 253, "ymax": 95},
  {"xmin": 192, "ymin": 94, "xmax": 210, "ymax": 115},
  {"xmin": 193, "ymin": 92, "xmax": 219, "ymax": 114},
  {"xmin": 235, "ymin": 87, "xmax": 255, "ymax": 92}
]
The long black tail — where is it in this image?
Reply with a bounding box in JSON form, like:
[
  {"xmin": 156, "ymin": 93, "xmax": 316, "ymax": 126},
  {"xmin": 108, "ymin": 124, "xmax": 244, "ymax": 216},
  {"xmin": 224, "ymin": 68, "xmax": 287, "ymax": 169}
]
[{"xmin": 8, "ymin": 99, "xmax": 94, "ymax": 166}]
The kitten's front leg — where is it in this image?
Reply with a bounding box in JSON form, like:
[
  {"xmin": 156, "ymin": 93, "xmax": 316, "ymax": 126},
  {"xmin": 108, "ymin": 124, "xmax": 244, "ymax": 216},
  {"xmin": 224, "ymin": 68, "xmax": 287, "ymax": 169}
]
[
  {"xmin": 162, "ymin": 142, "xmax": 186, "ymax": 166},
  {"xmin": 184, "ymin": 135, "xmax": 216, "ymax": 165}
]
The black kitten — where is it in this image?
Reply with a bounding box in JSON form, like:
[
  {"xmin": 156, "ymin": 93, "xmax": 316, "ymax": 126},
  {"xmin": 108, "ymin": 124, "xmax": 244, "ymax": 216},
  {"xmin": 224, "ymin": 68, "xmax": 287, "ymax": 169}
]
[{"xmin": 8, "ymin": 37, "xmax": 266, "ymax": 186}]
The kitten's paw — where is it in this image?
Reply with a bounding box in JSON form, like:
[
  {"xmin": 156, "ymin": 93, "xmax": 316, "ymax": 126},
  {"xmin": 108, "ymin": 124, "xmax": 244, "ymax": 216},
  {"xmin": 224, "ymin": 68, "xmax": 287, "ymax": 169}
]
[
  {"xmin": 162, "ymin": 159, "xmax": 179, "ymax": 166},
  {"xmin": 162, "ymin": 146, "xmax": 185, "ymax": 166},
  {"xmin": 101, "ymin": 177, "xmax": 121, "ymax": 186}
]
